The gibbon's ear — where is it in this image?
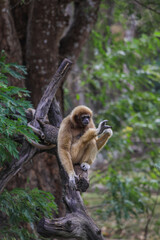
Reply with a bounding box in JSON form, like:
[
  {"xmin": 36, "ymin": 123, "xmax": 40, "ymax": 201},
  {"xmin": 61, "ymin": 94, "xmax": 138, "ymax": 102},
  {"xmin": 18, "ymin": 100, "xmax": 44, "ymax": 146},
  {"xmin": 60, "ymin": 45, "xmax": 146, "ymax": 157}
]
[
  {"xmin": 74, "ymin": 114, "xmax": 79, "ymax": 123},
  {"xmin": 71, "ymin": 114, "xmax": 80, "ymax": 128}
]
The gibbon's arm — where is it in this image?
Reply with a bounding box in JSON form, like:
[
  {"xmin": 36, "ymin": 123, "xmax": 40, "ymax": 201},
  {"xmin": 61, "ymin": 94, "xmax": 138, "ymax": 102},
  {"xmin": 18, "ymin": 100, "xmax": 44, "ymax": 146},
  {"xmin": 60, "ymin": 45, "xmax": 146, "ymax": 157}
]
[
  {"xmin": 58, "ymin": 126, "xmax": 78, "ymax": 189},
  {"xmin": 80, "ymin": 128, "xmax": 98, "ymax": 143},
  {"xmin": 96, "ymin": 128, "xmax": 113, "ymax": 151},
  {"xmin": 58, "ymin": 125, "xmax": 75, "ymax": 178},
  {"xmin": 77, "ymin": 120, "xmax": 111, "ymax": 145}
]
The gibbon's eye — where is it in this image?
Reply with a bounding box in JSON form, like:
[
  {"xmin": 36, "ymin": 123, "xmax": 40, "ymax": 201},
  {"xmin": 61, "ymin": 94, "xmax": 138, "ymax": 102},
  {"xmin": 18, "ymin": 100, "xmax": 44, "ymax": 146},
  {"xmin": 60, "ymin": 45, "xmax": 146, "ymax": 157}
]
[{"xmin": 81, "ymin": 115, "xmax": 90, "ymax": 126}]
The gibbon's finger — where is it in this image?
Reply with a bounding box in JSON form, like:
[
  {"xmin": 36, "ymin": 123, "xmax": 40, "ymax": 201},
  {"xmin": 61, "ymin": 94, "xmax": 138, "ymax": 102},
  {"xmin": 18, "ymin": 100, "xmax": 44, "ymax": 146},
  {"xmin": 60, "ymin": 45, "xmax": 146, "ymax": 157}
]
[
  {"xmin": 103, "ymin": 128, "xmax": 113, "ymax": 137},
  {"xmin": 69, "ymin": 175, "xmax": 77, "ymax": 190},
  {"xmin": 97, "ymin": 120, "xmax": 109, "ymax": 135},
  {"xmin": 101, "ymin": 120, "xmax": 108, "ymax": 126},
  {"xmin": 97, "ymin": 121, "xmax": 105, "ymax": 134},
  {"xmin": 103, "ymin": 125, "xmax": 112, "ymax": 129},
  {"xmin": 99, "ymin": 125, "xmax": 112, "ymax": 136}
]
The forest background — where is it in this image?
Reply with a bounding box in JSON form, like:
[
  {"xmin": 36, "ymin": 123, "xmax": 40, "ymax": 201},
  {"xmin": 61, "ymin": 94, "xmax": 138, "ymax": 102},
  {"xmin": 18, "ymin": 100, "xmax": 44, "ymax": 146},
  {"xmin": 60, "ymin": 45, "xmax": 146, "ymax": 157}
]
[{"xmin": 0, "ymin": 0, "xmax": 160, "ymax": 239}]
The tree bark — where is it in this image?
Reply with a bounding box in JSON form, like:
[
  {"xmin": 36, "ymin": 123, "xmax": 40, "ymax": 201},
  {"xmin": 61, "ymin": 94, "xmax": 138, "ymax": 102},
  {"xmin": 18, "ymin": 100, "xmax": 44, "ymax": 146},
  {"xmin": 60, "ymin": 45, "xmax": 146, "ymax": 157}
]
[
  {"xmin": 59, "ymin": 0, "xmax": 101, "ymax": 62},
  {"xmin": 0, "ymin": 59, "xmax": 71, "ymax": 193},
  {"xmin": 0, "ymin": 59, "xmax": 104, "ymax": 239},
  {"xmin": 37, "ymin": 158, "xmax": 104, "ymax": 240},
  {"xmin": 0, "ymin": 0, "xmax": 24, "ymax": 87},
  {"xmin": 0, "ymin": 0, "xmax": 101, "ymax": 226}
]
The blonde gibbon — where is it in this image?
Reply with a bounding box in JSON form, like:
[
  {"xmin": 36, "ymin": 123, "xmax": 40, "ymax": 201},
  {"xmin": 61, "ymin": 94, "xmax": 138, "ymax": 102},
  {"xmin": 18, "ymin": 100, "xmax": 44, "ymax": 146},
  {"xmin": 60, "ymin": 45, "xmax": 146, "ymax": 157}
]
[{"xmin": 58, "ymin": 105, "xmax": 113, "ymax": 188}]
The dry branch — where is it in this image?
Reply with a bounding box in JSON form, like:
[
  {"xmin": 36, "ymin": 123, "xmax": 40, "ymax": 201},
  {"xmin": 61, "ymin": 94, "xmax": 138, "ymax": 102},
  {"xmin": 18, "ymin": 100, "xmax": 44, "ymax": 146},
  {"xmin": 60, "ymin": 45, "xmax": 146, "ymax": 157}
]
[
  {"xmin": 35, "ymin": 59, "xmax": 104, "ymax": 240},
  {"xmin": 34, "ymin": 58, "xmax": 72, "ymax": 121},
  {"xmin": 0, "ymin": 58, "xmax": 104, "ymax": 239},
  {"xmin": 37, "ymin": 155, "xmax": 104, "ymax": 240},
  {"xmin": 0, "ymin": 59, "xmax": 72, "ymax": 193},
  {"xmin": 38, "ymin": 212, "xmax": 103, "ymax": 240}
]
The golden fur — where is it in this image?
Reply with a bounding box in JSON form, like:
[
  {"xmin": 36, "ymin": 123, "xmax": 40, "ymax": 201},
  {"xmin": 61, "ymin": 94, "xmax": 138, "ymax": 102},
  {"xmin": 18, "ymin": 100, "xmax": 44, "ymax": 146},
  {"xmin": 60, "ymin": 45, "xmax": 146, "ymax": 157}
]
[{"xmin": 58, "ymin": 105, "xmax": 112, "ymax": 184}]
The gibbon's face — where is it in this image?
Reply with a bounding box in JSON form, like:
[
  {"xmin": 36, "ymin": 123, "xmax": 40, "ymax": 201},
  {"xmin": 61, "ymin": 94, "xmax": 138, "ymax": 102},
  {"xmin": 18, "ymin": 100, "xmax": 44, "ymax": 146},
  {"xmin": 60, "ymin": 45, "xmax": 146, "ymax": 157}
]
[{"xmin": 80, "ymin": 114, "xmax": 91, "ymax": 126}]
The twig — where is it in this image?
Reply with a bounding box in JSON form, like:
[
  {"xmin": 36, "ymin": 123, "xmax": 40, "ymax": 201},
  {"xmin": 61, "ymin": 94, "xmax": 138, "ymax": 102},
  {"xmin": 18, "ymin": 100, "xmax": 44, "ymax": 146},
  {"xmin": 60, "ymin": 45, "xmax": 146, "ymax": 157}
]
[
  {"xmin": 143, "ymin": 188, "xmax": 160, "ymax": 240},
  {"xmin": 134, "ymin": 0, "xmax": 160, "ymax": 14},
  {"xmin": 35, "ymin": 58, "xmax": 72, "ymax": 121}
]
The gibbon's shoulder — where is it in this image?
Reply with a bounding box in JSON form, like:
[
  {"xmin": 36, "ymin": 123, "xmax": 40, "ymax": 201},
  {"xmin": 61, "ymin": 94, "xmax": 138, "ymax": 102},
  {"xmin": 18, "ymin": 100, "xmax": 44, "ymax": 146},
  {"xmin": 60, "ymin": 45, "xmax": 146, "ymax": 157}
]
[{"xmin": 59, "ymin": 116, "xmax": 71, "ymax": 130}]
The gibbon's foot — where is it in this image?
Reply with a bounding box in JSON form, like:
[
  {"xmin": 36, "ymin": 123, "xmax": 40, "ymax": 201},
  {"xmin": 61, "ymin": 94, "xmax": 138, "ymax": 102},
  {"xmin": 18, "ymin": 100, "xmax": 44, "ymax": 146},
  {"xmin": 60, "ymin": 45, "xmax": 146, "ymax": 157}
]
[
  {"xmin": 80, "ymin": 162, "xmax": 90, "ymax": 171},
  {"xmin": 97, "ymin": 120, "xmax": 112, "ymax": 135},
  {"xmin": 69, "ymin": 174, "xmax": 78, "ymax": 190},
  {"xmin": 103, "ymin": 128, "xmax": 113, "ymax": 137}
]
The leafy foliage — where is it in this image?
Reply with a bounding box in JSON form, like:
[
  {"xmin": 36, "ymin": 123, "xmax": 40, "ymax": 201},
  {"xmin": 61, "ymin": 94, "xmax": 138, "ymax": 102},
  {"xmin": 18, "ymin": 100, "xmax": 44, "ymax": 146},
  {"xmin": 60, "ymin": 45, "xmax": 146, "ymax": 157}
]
[
  {"xmin": 0, "ymin": 52, "xmax": 57, "ymax": 239},
  {"xmin": 81, "ymin": 0, "xmax": 160, "ymax": 232},
  {"xmin": 0, "ymin": 52, "xmax": 37, "ymax": 166},
  {"xmin": 95, "ymin": 168, "xmax": 144, "ymax": 225},
  {"xmin": 0, "ymin": 188, "xmax": 57, "ymax": 240}
]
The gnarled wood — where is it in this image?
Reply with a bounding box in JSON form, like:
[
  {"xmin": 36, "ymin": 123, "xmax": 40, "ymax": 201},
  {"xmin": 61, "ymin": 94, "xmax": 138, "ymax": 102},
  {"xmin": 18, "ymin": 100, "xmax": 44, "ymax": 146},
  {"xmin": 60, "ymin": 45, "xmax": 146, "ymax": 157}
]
[
  {"xmin": 0, "ymin": 59, "xmax": 71, "ymax": 194},
  {"xmin": 37, "ymin": 213, "xmax": 103, "ymax": 240},
  {"xmin": 34, "ymin": 58, "xmax": 72, "ymax": 121},
  {"xmin": 37, "ymin": 158, "xmax": 104, "ymax": 240},
  {"xmin": 36, "ymin": 59, "xmax": 104, "ymax": 239},
  {"xmin": 0, "ymin": 58, "xmax": 104, "ymax": 239}
]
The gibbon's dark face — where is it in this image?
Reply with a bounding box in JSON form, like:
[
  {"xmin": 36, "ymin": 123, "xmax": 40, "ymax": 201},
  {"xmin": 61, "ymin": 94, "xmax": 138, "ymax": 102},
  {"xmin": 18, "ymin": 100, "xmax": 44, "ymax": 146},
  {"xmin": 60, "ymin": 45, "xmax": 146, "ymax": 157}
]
[{"xmin": 80, "ymin": 114, "xmax": 90, "ymax": 126}]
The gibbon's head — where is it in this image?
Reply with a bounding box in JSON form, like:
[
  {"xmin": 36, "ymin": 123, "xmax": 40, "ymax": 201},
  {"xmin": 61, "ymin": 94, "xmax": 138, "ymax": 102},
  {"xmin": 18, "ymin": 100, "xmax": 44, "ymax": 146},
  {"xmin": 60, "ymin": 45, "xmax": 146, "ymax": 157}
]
[{"xmin": 70, "ymin": 105, "xmax": 93, "ymax": 128}]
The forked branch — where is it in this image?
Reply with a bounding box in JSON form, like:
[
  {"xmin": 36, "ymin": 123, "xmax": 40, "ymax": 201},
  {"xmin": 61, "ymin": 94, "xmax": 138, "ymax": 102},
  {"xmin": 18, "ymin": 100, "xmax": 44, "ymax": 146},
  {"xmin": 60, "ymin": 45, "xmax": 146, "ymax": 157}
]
[
  {"xmin": 0, "ymin": 58, "xmax": 104, "ymax": 239},
  {"xmin": 36, "ymin": 60, "xmax": 104, "ymax": 240},
  {"xmin": 0, "ymin": 59, "xmax": 72, "ymax": 193}
]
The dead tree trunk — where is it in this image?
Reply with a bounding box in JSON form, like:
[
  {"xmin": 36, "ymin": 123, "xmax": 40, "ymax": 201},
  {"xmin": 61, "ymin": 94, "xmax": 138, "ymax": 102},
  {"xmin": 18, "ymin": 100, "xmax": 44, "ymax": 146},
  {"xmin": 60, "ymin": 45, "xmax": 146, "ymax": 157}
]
[
  {"xmin": 35, "ymin": 59, "xmax": 104, "ymax": 239},
  {"xmin": 37, "ymin": 156, "xmax": 104, "ymax": 240},
  {"xmin": 0, "ymin": 59, "xmax": 104, "ymax": 239},
  {"xmin": 0, "ymin": 0, "xmax": 101, "ymax": 217}
]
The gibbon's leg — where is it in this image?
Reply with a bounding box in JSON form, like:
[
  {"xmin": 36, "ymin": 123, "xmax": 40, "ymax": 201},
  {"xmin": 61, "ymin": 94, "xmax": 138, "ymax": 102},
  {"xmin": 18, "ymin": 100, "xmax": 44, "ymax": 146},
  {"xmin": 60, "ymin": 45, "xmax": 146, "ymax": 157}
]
[
  {"xmin": 71, "ymin": 121, "xmax": 110, "ymax": 162},
  {"xmin": 71, "ymin": 141, "xmax": 85, "ymax": 164},
  {"xmin": 96, "ymin": 128, "xmax": 113, "ymax": 151},
  {"xmin": 59, "ymin": 149, "xmax": 75, "ymax": 176},
  {"xmin": 80, "ymin": 140, "xmax": 97, "ymax": 171},
  {"xmin": 71, "ymin": 128, "xmax": 97, "ymax": 162},
  {"xmin": 81, "ymin": 128, "xmax": 113, "ymax": 171},
  {"xmin": 58, "ymin": 148, "xmax": 79, "ymax": 189}
]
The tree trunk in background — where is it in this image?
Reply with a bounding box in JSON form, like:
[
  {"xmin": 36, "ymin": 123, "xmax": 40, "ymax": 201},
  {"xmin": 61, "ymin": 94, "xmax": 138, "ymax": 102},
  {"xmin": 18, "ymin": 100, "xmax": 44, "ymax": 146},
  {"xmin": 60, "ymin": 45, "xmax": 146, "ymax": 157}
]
[
  {"xmin": 26, "ymin": 0, "xmax": 69, "ymax": 107},
  {"xmin": 0, "ymin": 0, "xmax": 101, "ymax": 219},
  {"xmin": 0, "ymin": 0, "xmax": 24, "ymax": 87}
]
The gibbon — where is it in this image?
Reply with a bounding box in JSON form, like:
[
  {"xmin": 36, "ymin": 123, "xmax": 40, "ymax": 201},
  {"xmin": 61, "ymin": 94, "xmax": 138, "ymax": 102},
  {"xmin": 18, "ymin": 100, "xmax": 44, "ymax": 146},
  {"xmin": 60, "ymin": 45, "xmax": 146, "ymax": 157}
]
[
  {"xmin": 25, "ymin": 108, "xmax": 56, "ymax": 149},
  {"xmin": 58, "ymin": 105, "xmax": 113, "ymax": 188}
]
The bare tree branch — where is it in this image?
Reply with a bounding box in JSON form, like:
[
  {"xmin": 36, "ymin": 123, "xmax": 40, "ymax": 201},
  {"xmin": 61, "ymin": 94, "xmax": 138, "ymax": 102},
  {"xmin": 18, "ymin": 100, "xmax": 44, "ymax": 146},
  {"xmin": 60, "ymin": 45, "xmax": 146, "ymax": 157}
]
[
  {"xmin": 0, "ymin": 58, "xmax": 104, "ymax": 239},
  {"xmin": 34, "ymin": 58, "xmax": 72, "ymax": 121},
  {"xmin": 133, "ymin": 0, "xmax": 160, "ymax": 14},
  {"xmin": 0, "ymin": 59, "xmax": 72, "ymax": 193},
  {"xmin": 0, "ymin": 0, "xmax": 24, "ymax": 87},
  {"xmin": 59, "ymin": 0, "xmax": 101, "ymax": 62},
  {"xmin": 37, "ymin": 156, "xmax": 104, "ymax": 240}
]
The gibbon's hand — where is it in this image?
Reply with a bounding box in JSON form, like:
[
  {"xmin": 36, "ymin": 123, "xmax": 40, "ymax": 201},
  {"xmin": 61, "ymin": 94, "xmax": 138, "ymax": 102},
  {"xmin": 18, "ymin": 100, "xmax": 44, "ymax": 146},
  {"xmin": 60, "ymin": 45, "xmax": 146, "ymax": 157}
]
[
  {"xmin": 69, "ymin": 173, "xmax": 78, "ymax": 190},
  {"xmin": 103, "ymin": 127, "xmax": 113, "ymax": 137},
  {"xmin": 97, "ymin": 120, "xmax": 112, "ymax": 135},
  {"xmin": 80, "ymin": 162, "xmax": 90, "ymax": 171}
]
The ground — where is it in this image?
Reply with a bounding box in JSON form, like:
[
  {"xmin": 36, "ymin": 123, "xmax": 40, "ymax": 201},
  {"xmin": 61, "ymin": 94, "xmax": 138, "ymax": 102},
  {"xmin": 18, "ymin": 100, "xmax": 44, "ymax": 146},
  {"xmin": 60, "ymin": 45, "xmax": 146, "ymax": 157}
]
[{"xmin": 83, "ymin": 192, "xmax": 160, "ymax": 240}]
